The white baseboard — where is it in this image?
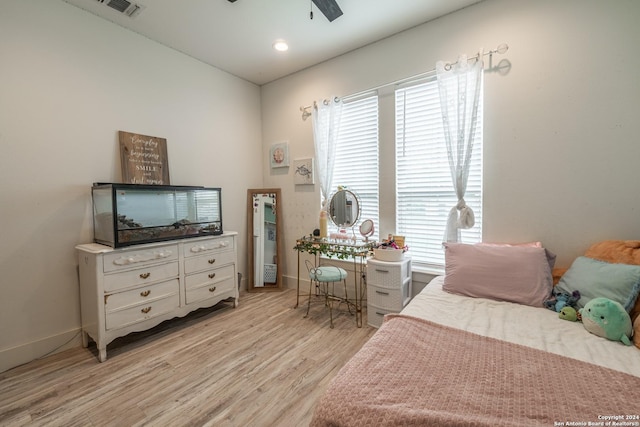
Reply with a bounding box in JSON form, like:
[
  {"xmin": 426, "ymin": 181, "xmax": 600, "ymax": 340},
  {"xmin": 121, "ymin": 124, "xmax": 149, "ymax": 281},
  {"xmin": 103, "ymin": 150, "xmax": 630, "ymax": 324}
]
[{"xmin": 0, "ymin": 328, "xmax": 83, "ymax": 374}]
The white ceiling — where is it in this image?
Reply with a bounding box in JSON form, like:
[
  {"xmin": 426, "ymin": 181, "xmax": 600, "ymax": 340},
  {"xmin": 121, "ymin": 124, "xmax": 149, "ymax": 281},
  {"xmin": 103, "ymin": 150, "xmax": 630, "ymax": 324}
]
[{"xmin": 61, "ymin": 0, "xmax": 483, "ymax": 85}]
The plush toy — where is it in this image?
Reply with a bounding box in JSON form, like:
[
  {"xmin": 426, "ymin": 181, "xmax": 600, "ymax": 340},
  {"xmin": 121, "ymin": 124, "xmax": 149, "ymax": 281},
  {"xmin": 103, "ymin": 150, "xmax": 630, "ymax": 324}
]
[
  {"xmin": 583, "ymin": 240, "xmax": 640, "ymax": 349},
  {"xmin": 544, "ymin": 289, "xmax": 581, "ymax": 313},
  {"xmin": 559, "ymin": 306, "xmax": 578, "ymax": 322},
  {"xmin": 579, "ymin": 297, "xmax": 633, "ymax": 346}
]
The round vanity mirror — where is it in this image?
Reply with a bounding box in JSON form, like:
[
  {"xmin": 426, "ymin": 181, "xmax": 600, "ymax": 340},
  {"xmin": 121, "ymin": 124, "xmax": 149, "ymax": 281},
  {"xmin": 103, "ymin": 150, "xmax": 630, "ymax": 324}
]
[
  {"xmin": 328, "ymin": 189, "xmax": 360, "ymax": 227},
  {"xmin": 359, "ymin": 219, "xmax": 374, "ymax": 241}
]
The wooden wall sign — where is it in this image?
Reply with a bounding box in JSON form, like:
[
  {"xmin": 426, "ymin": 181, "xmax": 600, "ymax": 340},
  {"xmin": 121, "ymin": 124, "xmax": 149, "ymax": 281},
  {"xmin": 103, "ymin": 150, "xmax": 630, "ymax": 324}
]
[{"xmin": 119, "ymin": 131, "xmax": 170, "ymax": 185}]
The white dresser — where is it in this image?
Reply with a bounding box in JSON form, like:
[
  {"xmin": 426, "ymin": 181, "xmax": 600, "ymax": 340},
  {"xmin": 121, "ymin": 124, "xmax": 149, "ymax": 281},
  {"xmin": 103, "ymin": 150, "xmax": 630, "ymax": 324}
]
[
  {"xmin": 366, "ymin": 257, "xmax": 412, "ymax": 328},
  {"xmin": 77, "ymin": 233, "xmax": 238, "ymax": 362}
]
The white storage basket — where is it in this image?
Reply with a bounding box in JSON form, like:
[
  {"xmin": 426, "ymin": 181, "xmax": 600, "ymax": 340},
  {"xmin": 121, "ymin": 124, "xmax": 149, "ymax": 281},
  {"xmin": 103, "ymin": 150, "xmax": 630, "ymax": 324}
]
[
  {"xmin": 373, "ymin": 248, "xmax": 404, "ymax": 262},
  {"xmin": 264, "ymin": 263, "xmax": 277, "ymax": 284}
]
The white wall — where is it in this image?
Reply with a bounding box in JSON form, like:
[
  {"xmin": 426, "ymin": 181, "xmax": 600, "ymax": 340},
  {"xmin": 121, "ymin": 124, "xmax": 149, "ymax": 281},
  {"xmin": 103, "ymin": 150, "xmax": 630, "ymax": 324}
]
[
  {"xmin": 0, "ymin": 0, "xmax": 263, "ymax": 372},
  {"xmin": 2, "ymin": 0, "xmax": 639, "ymax": 373},
  {"xmin": 261, "ymin": 0, "xmax": 640, "ymax": 290}
]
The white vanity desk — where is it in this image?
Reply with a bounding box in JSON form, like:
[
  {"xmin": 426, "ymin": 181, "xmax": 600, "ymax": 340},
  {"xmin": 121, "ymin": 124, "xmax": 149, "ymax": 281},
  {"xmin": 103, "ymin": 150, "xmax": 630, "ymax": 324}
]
[
  {"xmin": 76, "ymin": 233, "xmax": 238, "ymax": 362},
  {"xmin": 294, "ymin": 236, "xmax": 377, "ymax": 327}
]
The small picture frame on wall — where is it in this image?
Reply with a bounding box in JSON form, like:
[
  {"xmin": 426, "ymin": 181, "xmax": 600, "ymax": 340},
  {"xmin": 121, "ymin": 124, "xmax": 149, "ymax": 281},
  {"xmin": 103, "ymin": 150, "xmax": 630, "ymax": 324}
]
[
  {"xmin": 270, "ymin": 142, "xmax": 289, "ymax": 168},
  {"xmin": 294, "ymin": 158, "xmax": 315, "ymax": 185}
]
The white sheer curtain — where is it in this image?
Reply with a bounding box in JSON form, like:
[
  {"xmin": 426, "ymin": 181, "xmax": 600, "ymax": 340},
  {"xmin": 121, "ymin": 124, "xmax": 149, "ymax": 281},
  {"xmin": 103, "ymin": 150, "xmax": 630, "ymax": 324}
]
[
  {"xmin": 311, "ymin": 97, "xmax": 343, "ymax": 209},
  {"xmin": 436, "ymin": 54, "xmax": 484, "ymax": 243}
]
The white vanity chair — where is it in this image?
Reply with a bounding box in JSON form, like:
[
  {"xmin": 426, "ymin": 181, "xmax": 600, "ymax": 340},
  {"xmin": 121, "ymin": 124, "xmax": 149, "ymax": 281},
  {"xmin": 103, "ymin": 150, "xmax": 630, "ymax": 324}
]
[{"xmin": 304, "ymin": 260, "xmax": 351, "ymax": 328}]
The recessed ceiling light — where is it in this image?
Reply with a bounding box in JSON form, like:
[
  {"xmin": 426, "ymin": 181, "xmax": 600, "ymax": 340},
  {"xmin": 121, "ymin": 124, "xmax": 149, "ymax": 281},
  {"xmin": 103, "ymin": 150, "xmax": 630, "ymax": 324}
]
[{"xmin": 273, "ymin": 40, "xmax": 289, "ymax": 52}]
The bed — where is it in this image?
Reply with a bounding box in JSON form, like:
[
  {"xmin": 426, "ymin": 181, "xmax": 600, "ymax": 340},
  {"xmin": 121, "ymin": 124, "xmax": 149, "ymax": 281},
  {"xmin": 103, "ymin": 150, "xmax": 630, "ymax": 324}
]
[{"xmin": 310, "ymin": 241, "xmax": 640, "ymax": 427}]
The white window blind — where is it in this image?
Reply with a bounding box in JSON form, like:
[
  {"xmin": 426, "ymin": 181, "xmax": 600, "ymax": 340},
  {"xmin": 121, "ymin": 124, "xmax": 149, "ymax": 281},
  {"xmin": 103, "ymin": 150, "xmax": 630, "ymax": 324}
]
[
  {"xmin": 395, "ymin": 78, "xmax": 483, "ymax": 268},
  {"xmin": 175, "ymin": 189, "xmax": 221, "ymax": 223},
  {"xmin": 330, "ymin": 94, "xmax": 379, "ymax": 240}
]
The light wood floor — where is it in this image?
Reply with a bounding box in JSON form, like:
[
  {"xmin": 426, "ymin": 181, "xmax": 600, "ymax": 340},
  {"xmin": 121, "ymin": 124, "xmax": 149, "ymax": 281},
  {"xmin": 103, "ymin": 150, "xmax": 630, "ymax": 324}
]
[{"xmin": 0, "ymin": 289, "xmax": 376, "ymax": 427}]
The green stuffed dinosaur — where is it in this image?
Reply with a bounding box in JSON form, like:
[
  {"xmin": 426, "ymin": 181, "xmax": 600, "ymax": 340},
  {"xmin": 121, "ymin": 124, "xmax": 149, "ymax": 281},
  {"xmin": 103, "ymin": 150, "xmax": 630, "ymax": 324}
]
[{"xmin": 580, "ymin": 297, "xmax": 633, "ymax": 346}]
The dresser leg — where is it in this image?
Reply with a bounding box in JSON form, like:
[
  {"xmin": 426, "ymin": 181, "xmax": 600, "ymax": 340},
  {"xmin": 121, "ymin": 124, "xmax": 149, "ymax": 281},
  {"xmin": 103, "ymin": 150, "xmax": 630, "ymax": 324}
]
[
  {"xmin": 233, "ymin": 297, "xmax": 238, "ymax": 308},
  {"xmin": 81, "ymin": 330, "xmax": 89, "ymax": 348},
  {"xmin": 98, "ymin": 347, "xmax": 107, "ymax": 363}
]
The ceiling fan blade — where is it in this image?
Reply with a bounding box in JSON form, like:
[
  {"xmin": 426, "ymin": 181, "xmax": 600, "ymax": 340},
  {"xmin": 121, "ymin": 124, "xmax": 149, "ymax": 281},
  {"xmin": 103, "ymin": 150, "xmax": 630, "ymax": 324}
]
[{"xmin": 312, "ymin": 0, "xmax": 343, "ymax": 22}]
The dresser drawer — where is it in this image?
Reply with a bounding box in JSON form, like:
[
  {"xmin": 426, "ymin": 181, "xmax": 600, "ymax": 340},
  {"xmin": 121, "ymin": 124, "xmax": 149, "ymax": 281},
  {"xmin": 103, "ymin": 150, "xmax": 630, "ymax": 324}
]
[
  {"xmin": 103, "ymin": 244, "xmax": 178, "ymax": 273},
  {"xmin": 185, "ymin": 272, "xmax": 235, "ymax": 305},
  {"xmin": 367, "ymin": 259, "xmax": 411, "ymax": 289},
  {"xmin": 184, "ymin": 250, "xmax": 235, "ymax": 274},
  {"xmin": 105, "ymin": 292, "xmax": 180, "ymax": 330},
  {"xmin": 183, "ymin": 236, "xmax": 235, "ymax": 258},
  {"xmin": 104, "ymin": 262, "xmax": 179, "ymax": 292},
  {"xmin": 185, "ymin": 264, "xmax": 235, "ymax": 290},
  {"xmin": 367, "ymin": 284, "xmax": 403, "ymax": 310},
  {"xmin": 105, "ymin": 279, "xmax": 179, "ymax": 312},
  {"xmin": 367, "ymin": 305, "xmax": 393, "ymax": 328}
]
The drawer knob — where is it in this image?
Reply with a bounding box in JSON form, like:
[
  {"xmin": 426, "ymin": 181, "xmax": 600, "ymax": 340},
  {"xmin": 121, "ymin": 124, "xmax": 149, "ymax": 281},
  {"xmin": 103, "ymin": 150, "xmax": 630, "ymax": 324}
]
[
  {"xmin": 139, "ymin": 272, "xmax": 151, "ymax": 279},
  {"xmin": 208, "ymin": 273, "xmax": 216, "ymax": 279},
  {"xmin": 140, "ymin": 290, "xmax": 151, "ymax": 297},
  {"xmin": 208, "ymin": 258, "xmax": 216, "ymax": 264},
  {"xmin": 375, "ymin": 269, "xmax": 389, "ymax": 273},
  {"xmin": 375, "ymin": 290, "xmax": 390, "ymax": 296},
  {"xmin": 209, "ymin": 286, "xmax": 217, "ymax": 293},
  {"xmin": 141, "ymin": 306, "xmax": 152, "ymax": 314}
]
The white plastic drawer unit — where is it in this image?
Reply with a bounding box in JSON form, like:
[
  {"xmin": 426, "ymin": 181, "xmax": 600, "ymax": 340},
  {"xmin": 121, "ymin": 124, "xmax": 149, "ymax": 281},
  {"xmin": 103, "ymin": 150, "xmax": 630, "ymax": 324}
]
[{"xmin": 366, "ymin": 257, "xmax": 412, "ymax": 328}]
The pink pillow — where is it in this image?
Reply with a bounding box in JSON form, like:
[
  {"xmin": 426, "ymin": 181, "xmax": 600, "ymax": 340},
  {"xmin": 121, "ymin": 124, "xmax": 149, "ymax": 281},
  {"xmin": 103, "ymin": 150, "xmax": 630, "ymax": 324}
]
[
  {"xmin": 443, "ymin": 243, "xmax": 553, "ymax": 307},
  {"xmin": 477, "ymin": 241, "xmax": 542, "ymax": 248},
  {"xmin": 477, "ymin": 241, "xmax": 556, "ymax": 270}
]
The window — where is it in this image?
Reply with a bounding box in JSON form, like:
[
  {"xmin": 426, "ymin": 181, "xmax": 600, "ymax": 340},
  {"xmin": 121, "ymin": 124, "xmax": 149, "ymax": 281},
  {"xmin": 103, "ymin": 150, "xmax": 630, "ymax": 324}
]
[
  {"xmin": 395, "ymin": 78, "xmax": 483, "ymax": 268},
  {"xmin": 329, "ymin": 76, "xmax": 482, "ymax": 270},
  {"xmin": 330, "ymin": 95, "xmax": 379, "ymax": 240}
]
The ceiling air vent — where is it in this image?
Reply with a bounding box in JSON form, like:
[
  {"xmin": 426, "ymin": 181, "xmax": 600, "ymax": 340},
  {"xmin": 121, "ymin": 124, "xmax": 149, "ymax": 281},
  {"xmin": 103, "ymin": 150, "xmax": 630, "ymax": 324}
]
[{"xmin": 95, "ymin": 0, "xmax": 145, "ymax": 18}]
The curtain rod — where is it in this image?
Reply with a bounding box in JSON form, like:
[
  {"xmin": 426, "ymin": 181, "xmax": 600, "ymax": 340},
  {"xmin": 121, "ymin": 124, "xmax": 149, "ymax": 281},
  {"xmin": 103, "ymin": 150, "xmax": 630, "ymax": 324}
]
[{"xmin": 300, "ymin": 43, "xmax": 508, "ymax": 120}]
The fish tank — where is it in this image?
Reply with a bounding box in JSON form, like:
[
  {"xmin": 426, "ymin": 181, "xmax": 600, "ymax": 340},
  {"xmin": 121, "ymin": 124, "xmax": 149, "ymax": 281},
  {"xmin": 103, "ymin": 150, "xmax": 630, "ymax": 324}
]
[{"xmin": 92, "ymin": 183, "xmax": 223, "ymax": 248}]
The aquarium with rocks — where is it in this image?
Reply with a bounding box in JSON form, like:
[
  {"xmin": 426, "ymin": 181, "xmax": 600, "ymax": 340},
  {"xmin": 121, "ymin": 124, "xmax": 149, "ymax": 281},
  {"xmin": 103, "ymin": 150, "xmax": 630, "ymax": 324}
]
[{"xmin": 92, "ymin": 183, "xmax": 223, "ymax": 248}]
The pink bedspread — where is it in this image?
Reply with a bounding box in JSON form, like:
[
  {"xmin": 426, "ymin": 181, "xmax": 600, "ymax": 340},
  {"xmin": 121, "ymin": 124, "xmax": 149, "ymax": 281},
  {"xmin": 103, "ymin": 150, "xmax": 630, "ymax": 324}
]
[{"xmin": 310, "ymin": 315, "xmax": 640, "ymax": 427}]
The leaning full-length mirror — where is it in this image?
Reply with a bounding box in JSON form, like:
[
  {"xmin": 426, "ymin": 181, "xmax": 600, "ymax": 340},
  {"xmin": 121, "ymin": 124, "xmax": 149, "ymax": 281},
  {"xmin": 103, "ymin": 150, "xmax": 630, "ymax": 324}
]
[{"xmin": 247, "ymin": 188, "xmax": 283, "ymax": 292}]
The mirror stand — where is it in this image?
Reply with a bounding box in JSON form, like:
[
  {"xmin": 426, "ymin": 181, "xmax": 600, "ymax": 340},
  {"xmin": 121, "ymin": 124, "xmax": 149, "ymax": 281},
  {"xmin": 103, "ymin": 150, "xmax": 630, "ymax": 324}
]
[{"xmin": 247, "ymin": 188, "xmax": 283, "ymax": 292}]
